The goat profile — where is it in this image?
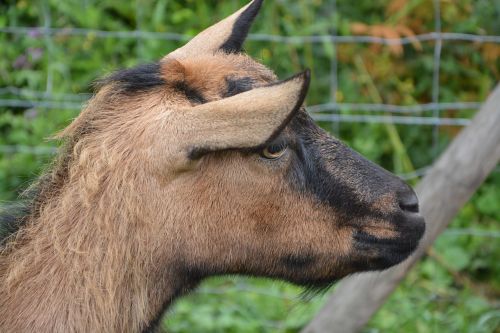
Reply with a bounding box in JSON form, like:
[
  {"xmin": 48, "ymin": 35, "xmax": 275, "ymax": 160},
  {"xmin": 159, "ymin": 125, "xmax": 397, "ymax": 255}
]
[{"xmin": 0, "ymin": 1, "xmax": 425, "ymax": 332}]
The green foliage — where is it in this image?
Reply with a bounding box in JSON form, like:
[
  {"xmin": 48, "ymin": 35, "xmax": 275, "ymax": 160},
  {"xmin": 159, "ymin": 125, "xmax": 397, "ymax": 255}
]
[
  {"xmin": 0, "ymin": 0, "xmax": 498, "ymax": 332},
  {"xmin": 165, "ymin": 277, "xmax": 326, "ymax": 333}
]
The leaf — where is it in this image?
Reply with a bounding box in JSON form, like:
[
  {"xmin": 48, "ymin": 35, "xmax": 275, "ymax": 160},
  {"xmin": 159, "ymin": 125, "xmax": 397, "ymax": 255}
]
[{"xmin": 441, "ymin": 246, "xmax": 471, "ymax": 271}]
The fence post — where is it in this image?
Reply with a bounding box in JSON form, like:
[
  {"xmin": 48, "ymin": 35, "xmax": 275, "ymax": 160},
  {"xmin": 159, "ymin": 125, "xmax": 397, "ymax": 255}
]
[{"xmin": 301, "ymin": 84, "xmax": 500, "ymax": 333}]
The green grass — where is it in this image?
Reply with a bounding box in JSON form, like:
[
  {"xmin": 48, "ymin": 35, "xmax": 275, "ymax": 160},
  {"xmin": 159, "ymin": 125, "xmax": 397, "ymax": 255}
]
[{"xmin": 1, "ymin": 0, "xmax": 499, "ymax": 332}]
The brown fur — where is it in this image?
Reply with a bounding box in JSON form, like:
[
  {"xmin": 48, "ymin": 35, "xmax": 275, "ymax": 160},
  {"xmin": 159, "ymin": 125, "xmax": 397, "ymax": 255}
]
[
  {"xmin": 161, "ymin": 53, "xmax": 276, "ymax": 100},
  {"xmin": 0, "ymin": 1, "xmax": 424, "ymax": 332},
  {"xmin": 0, "ymin": 53, "xmax": 313, "ymax": 332}
]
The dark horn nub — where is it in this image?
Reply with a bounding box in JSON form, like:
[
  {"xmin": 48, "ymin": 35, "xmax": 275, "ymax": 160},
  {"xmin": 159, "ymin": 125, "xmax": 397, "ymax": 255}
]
[{"xmin": 220, "ymin": 0, "xmax": 264, "ymax": 54}]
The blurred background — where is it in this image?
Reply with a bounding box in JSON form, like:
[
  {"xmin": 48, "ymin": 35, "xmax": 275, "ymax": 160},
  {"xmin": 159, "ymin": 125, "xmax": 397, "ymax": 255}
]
[{"xmin": 0, "ymin": 0, "xmax": 499, "ymax": 332}]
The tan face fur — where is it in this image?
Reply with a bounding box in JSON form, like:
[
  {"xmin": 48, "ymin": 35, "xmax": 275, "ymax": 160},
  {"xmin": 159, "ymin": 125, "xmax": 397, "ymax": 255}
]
[{"xmin": 0, "ymin": 1, "xmax": 425, "ymax": 332}]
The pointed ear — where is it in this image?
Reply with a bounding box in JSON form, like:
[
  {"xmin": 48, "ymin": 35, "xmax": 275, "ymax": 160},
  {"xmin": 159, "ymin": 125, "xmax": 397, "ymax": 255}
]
[
  {"xmin": 174, "ymin": 70, "xmax": 310, "ymax": 159},
  {"xmin": 166, "ymin": 0, "xmax": 263, "ymax": 59}
]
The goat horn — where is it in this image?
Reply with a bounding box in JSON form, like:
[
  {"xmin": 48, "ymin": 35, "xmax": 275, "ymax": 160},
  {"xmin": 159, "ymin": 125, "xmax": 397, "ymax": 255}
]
[{"xmin": 166, "ymin": 0, "xmax": 264, "ymax": 59}]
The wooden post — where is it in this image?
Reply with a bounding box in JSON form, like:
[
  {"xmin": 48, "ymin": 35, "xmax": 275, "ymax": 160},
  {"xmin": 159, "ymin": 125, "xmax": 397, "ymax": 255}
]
[{"xmin": 302, "ymin": 84, "xmax": 500, "ymax": 333}]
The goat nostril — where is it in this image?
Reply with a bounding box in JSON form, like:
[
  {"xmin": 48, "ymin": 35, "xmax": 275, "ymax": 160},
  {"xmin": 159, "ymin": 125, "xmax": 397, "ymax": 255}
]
[{"xmin": 398, "ymin": 190, "xmax": 420, "ymax": 213}]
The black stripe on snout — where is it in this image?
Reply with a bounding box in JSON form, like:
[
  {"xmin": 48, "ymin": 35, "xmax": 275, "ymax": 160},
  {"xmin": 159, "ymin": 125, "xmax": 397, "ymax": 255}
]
[{"xmin": 287, "ymin": 113, "xmax": 382, "ymax": 220}]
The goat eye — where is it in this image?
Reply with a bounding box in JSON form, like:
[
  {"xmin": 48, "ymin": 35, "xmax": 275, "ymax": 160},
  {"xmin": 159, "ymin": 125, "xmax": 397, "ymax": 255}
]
[{"xmin": 261, "ymin": 142, "xmax": 288, "ymax": 159}]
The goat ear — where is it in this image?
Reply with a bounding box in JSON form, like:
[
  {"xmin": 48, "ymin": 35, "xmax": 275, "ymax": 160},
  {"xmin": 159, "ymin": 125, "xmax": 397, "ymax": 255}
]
[
  {"xmin": 175, "ymin": 70, "xmax": 310, "ymax": 159},
  {"xmin": 166, "ymin": 0, "xmax": 263, "ymax": 59}
]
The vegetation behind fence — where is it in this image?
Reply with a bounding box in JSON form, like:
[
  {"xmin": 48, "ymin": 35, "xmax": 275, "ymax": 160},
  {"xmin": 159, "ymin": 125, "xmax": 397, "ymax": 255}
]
[{"xmin": 0, "ymin": 0, "xmax": 499, "ymax": 332}]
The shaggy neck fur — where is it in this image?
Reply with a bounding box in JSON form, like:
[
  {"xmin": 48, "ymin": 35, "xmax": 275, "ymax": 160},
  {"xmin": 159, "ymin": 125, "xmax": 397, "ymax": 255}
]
[
  {"xmin": 0, "ymin": 91, "xmax": 192, "ymax": 333},
  {"xmin": 0, "ymin": 50, "xmax": 287, "ymax": 333}
]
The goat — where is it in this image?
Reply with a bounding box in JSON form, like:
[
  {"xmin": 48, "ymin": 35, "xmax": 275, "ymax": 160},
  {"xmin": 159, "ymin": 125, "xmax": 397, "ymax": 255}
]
[{"xmin": 0, "ymin": 1, "xmax": 425, "ymax": 332}]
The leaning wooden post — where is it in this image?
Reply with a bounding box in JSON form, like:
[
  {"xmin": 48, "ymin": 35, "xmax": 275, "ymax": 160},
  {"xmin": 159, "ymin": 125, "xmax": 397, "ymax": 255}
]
[{"xmin": 302, "ymin": 84, "xmax": 500, "ymax": 333}]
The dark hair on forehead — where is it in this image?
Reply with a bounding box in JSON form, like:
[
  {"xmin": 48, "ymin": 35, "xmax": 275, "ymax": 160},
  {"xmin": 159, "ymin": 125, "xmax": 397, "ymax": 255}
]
[
  {"xmin": 96, "ymin": 63, "xmax": 165, "ymax": 93},
  {"xmin": 224, "ymin": 76, "xmax": 255, "ymax": 97},
  {"xmin": 96, "ymin": 62, "xmax": 208, "ymax": 104}
]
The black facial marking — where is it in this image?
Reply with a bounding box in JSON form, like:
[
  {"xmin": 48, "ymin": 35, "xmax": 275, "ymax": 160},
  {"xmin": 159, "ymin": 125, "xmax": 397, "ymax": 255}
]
[
  {"xmin": 285, "ymin": 111, "xmax": 414, "ymax": 223},
  {"xmin": 354, "ymin": 230, "xmax": 415, "ymax": 253},
  {"xmin": 280, "ymin": 253, "xmax": 317, "ymax": 269},
  {"xmin": 173, "ymin": 81, "xmax": 207, "ymax": 104},
  {"xmin": 352, "ymin": 230, "xmax": 418, "ymax": 271},
  {"xmin": 223, "ymin": 76, "xmax": 255, "ymax": 97},
  {"xmin": 187, "ymin": 71, "xmax": 310, "ymax": 160},
  {"xmin": 286, "ymin": 116, "xmax": 374, "ymax": 220},
  {"xmin": 262, "ymin": 70, "xmax": 310, "ymax": 147},
  {"xmin": 220, "ymin": 0, "xmax": 264, "ymax": 53},
  {"xmin": 98, "ymin": 63, "xmax": 165, "ymax": 93}
]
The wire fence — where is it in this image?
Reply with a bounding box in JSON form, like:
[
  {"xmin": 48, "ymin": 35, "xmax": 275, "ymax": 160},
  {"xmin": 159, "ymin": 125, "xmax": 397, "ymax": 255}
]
[{"xmin": 1, "ymin": 1, "xmax": 499, "ymax": 242}]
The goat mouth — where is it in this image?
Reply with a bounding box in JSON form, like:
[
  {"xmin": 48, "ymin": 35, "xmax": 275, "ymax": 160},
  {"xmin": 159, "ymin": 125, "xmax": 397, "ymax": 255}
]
[
  {"xmin": 355, "ymin": 231, "xmax": 419, "ymax": 251},
  {"xmin": 353, "ymin": 215, "xmax": 425, "ymax": 270},
  {"xmin": 395, "ymin": 212, "xmax": 426, "ymax": 242}
]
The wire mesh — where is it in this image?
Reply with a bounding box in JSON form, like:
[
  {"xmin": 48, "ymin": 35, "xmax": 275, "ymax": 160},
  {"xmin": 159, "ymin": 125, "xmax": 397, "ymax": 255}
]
[
  {"xmin": 0, "ymin": 2, "xmax": 499, "ymax": 244},
  {"xmin": 0, "ymin": 5, "xmax": 499, "ymax": 330},
  {"xmin": 1, "ymin": 26, "xmax": 496, "ymax": 156}
]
